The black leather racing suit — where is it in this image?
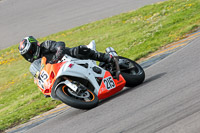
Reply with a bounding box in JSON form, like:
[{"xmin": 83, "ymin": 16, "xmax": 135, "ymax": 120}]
[
  {"xmin": 39, "ymin": 40, "xmax": 112, "ymax": 63},
  {"xmin": 30, "ymin": 40, "xmax": 112, "ymax": 76}
]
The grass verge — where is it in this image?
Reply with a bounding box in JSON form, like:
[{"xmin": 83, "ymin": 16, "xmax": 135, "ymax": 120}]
[{"xmin": 0, "ymin": 0, "xmax": 200, "ymax": 131}]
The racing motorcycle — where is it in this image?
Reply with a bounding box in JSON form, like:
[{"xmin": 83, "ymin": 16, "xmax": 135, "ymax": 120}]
[{"xmin": 33, "ymin": 41, "xmax": 145, "ymax": 109}]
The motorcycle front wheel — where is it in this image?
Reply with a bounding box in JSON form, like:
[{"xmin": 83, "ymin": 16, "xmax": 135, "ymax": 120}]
[
  {"xmin": 56, "ymin": 84, "xmax": 99, "ymax": 110},
  {"xmin": 119, "ymin": 56, "xmax": 145, "ymax": 87}
]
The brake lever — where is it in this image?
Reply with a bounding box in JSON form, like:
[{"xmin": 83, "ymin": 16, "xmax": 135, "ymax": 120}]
[{"xmin": 113, "ymin": 57, "xmax": 120, "ymax": 81}]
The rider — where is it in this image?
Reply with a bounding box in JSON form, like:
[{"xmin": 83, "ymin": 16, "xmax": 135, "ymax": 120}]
[{"xmin": 18, "ymin": 36, "xmax": 114, "ymax": 76}]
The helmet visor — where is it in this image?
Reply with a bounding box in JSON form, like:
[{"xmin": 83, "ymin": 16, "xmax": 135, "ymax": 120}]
[
  {"xmin": 22, "ymin": 42, "xmax": 38, "ymax": 62},
  {"xmin": 22, "ymin": 50, "xmax": 34, "ymax": 62}
]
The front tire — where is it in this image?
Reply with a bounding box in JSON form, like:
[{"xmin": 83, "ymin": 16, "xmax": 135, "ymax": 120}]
[
  {"xmin": 56, "ymin": 84, "xmax": 99, "ymax": 110},
  {"xmin": 119, "ymin": 56, "xmax": 145, "ymax": 87}
]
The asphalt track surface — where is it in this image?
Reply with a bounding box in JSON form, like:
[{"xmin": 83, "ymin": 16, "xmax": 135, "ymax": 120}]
[
  {"xmin": 7, "ymin": 32, "xmax": 200, "ymax": 133},
  {"xmin": 26, "ymin": 32, "xmax": 200, "ymax": 133},
  {"xmin": 3, "ymin": 0, "xmax": 200, "ymax": 133},
  {"xmin": 0, "ymin": 0, "xmax": 165, "ymax": 50}
]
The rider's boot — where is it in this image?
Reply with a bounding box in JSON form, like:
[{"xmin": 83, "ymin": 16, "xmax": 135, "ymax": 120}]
[
  {"xmin": 105, "ymin": 47, "xmax": 118, "ymax": 57},
  {"xmin": 87, "ymin": 40, "xmax": 97, "ymax": 64},
  {"xmin": 87, "ymin": 40, "xmax": 96, "ymax": 51},
  {"xmin": 77, "ymin": 44, "xmax": 114, "ymax": 63},
  {"xmin": 98, "ymin": 47, "xmax": 118, "ymax": 67}
]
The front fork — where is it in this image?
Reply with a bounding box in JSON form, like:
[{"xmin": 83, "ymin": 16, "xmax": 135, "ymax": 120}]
[{"xmin": 56, "ymin": 77, "xmax": 86, "ymax": 95}]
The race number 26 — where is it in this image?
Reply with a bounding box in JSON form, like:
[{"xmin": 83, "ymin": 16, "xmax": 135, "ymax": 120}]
[{"xmin": 103, "ymin": 76, "xmax": 115, "ymax": 90}]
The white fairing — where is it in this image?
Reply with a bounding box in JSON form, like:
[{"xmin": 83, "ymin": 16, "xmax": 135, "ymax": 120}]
[{"xmin": 55, "ymin": 55, "xmax": 106, "ymax": 95}]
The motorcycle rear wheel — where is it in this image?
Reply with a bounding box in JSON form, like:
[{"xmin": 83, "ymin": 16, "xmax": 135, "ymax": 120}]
[
  {"xmin": 119, "ymin": 56, "xmax": 145, "ymax": 87},
  {"xmin": 56, "ymin": 84, "xmax": 99, "ymax": 110}
]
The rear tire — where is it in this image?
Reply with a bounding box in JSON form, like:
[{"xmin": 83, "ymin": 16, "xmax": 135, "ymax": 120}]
[
  {"xmin": 119, "ymin": 56, "xmax": 145, "ymax": 87},
  {"xmin": 56, "ymin": 84, "xmax": 99, "ymax": 110}
]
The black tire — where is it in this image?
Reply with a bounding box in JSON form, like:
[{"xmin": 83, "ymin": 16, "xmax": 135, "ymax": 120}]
[
  {"xmin": 56, "ymin": 84, "xmax": 99, "ymax": 110},
  {"xmin": 119, "ymin": 56, "xmax": 145, "ymax": 87}
]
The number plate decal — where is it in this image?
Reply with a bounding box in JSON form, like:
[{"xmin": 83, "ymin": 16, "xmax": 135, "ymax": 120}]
[
  {"xmin": 40, "ymin": 70, "xmax": 49, "ymax": 81},
  {"xmin": 38, "ymin": 70, "xmax": 49, "ymax": 90},
  {"xmin": 103, "ymin": 76, "xmax": 116, "ymax": 90}
]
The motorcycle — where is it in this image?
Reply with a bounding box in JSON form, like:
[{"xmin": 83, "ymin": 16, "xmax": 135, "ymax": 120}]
[{"xmin": 33, "ymin": 41, "xmax": 145, "ymax": 109}]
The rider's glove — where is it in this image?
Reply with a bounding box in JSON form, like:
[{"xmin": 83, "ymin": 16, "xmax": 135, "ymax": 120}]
[
  {"xmin": 49, "ymin": 55, "xmax": 59, "ymax": 64},
  {"xmin": 49, "ymin": 45, "xmax": 65, "ymax": 64}
]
